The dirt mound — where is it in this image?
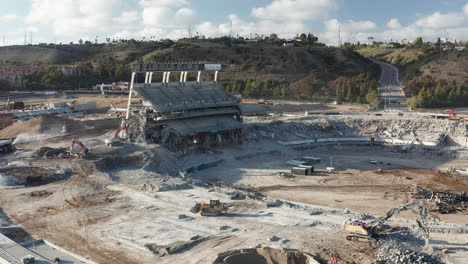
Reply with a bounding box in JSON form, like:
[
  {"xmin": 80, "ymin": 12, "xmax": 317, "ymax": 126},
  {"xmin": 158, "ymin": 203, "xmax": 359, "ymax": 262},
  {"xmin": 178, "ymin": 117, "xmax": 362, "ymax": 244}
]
[
  {"xmin": 0, "ymin": 115, "xmax": 85, "ymax": 139},
  {"xmin": 214, "ymin": 248, "xmax": 319, "ymax": 264},
  {"xmin": 0, "ymin": 166, "xmax": 72, "ymax": 185}
]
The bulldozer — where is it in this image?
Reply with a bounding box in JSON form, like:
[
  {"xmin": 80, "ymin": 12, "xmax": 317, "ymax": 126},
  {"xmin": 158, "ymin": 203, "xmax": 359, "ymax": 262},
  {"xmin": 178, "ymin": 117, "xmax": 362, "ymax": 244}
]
[
  {"xmin": 343, "ymin": 201, "xmax": 430, "ymax": 246},
  {"xmin": 190, "ymin": 199, "xmax": 228, "ymax": 216}
]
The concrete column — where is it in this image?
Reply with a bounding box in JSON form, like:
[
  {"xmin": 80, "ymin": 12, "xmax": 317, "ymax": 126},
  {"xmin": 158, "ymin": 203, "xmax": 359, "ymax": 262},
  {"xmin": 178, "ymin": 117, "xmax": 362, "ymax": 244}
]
[
  {"xmin": 179, "ymin": 72, "xmax": 184, "ymax": 82},
  {"xmin": 144, "ymin": 72, "xmax": 149, "ymax": 84},
  {"xmin": 214, "ymin": 71, "xmax": 218, "ymax": 83},
  {"xmin": 125, "ymin": 72, "xmax": 136, "ymax": 120},
  {"xmin": 166, "ymin": 72, "xmax": 171, "ymax": 83},
  {"xmin": 183, "ymin": 71, "xmax": 187, "ymax": 82},
  {"xmin": 149, "ymin": 72, "xmax": 153, "ymax": 83},
  {"xmin": 197, "ymin": 71, "xmax": 202, "ymax": 83},
  {"xmin": 162, "ymin": 72, "xmax": 167, "ymax": 83}
]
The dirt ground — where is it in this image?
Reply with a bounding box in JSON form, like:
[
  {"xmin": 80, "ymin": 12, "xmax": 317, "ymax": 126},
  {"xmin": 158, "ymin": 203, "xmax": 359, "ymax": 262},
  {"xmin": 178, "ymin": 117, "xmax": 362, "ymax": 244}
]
[{"xmin": 0, "ymin": 97, "xmax": 467, "ymax": 264}]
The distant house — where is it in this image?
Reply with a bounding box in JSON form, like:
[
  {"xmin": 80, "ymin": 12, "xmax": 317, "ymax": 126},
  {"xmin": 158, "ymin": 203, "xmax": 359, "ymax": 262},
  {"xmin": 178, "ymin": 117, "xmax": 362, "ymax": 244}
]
[
  {"xmin": 455, "ymin": 46, "xmax": 466, "ymax": 51},
  {"xmin": 112, "ymin": 81, "xmax": 130, "ymax": 90},
  {"xmin": 60, "ymin": 65, "xmax": 80, "ymax": 76},
  {"xmin": 93, "ymin": 83, "xmax": 113, "ymax": 91},
  {"xmin": 283, "ymin": 42, "xmax": 295, "ymax": 47}
]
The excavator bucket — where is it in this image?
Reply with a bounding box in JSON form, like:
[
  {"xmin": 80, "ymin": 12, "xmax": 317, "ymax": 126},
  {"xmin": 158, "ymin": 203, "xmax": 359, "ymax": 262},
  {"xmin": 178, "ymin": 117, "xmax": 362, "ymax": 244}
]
[{"xmin": 190, "ymin": 203, "xmax": 200, "ymax": 214}]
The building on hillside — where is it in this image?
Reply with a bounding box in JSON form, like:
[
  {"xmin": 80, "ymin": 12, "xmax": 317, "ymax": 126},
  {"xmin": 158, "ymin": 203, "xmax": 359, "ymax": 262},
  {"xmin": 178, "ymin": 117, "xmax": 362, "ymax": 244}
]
[
  {"xmin": 59, "ymin": 65, "xmax": 81, "ymax": 76},
  {"xmin": 112, "ymin": 81, "xmax": 130, "ymax": 90},
  {"xmin": 125, "ymin": 62, "xmax": 242, "ymax": 151}
]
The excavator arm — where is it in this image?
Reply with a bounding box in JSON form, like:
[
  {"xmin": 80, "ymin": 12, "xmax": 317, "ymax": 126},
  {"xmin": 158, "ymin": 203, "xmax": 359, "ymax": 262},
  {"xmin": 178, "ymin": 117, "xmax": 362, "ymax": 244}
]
[{"xmin": 368, "ymin": 201, "xmax": 430, "ymax": 246}]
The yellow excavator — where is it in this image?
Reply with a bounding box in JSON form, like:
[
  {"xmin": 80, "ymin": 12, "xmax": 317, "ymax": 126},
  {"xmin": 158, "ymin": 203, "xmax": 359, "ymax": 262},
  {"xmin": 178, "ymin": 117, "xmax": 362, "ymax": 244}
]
[
  {"xmin": 190, "ymin": 199, "xmax": 228, "ymax": 216},
  {"xmin": 344, "ymin": 201, "xmax": 430, "ymax": 246}
]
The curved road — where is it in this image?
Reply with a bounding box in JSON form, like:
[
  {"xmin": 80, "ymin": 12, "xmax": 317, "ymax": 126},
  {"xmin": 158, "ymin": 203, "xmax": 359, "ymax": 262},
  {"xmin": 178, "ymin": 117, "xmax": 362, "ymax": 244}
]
[{"xmin": 370, "ymin": 59, "xmax": 409, "ymax": 112}]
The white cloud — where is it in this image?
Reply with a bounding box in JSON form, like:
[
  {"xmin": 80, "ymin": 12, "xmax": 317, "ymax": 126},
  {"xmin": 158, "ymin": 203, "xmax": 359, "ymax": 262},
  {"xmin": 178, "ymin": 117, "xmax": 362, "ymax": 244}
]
[
  {"xmin": 320, "ymin": 19, "xmax": 377, "ymax": 45},
  {"xmin": 320, "ymin": 4, "xmax": 468, "ymax": 45},
  {"xmin": 0, "ymin": 14, "xmax": 18, "ymax": 22},
  {"xmin": 387, "ymin": 18, "xmax": 401, "ymax": 29},
  {"xmin": 16, "ymin": 0, "xmax": 468, "ymax": 46},
  {"xmin": 251, "ymin": 0, "xmax": 337, "ymax": 21},
  {"xmin": 25, "ymin": 0, "xmax": 130, "ymax": 37},
  {"xmin": 415, "ymin": 12, "xmax": 465, "ymax": 28},
  {"xmin": 114, "ymin": 11, "xmax": 140, "ymax": 25},
  {"xmin": 142, "ymin": 7, "xmax": 197, "ymax": 27},
  {"xmin": 139, "ymin": 0, "xmax": 189, "ymax": 8},
  {"xmin": 194, "ymin": 14, "xmax": 305, "ymax": 38}
]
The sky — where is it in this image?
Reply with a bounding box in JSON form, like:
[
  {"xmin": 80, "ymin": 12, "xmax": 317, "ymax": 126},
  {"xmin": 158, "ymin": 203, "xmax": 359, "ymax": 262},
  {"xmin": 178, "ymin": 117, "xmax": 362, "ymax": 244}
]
[{"xmin": 0, "ymin": 0, "xmax": 467, "ymax": 46}]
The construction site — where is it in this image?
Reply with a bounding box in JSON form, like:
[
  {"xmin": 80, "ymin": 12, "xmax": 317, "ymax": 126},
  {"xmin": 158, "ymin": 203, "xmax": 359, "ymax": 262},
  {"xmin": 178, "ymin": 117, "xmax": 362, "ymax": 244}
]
[{"xmin": 0, "ymin": 62, "xmax": 467, "ymax": 264}]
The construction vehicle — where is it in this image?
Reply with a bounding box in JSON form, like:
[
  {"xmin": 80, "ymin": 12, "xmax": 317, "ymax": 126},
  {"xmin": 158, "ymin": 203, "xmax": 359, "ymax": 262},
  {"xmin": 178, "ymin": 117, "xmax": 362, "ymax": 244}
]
[
  {"xmin": 70, "ymin": 139, "xmax": 90, "ymax": 157},
  {"xmin": 377, "ymin": 166, "xmax": 383, "ymax": 174},
  {"xmin": 190, "ymin": 199, "xmax": 228, "ymax": 216},
  {"xmin": 441, "ymin": 109, "xmax": 468, "ymax": 122},
  {"xmin": 344, "ymin": 202, "xmax": 429, "ymax": 246},
  {"xmin": 105, "ymin": 124, "xmax": 129, "ymax": 146}
]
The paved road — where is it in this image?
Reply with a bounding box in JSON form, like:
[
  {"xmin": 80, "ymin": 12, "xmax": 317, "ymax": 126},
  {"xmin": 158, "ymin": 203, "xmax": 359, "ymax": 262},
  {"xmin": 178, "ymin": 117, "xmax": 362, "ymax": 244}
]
[
  {"xmin": 370, "ymin": 58, "xmax": 409, "ymax": 112},
  {"xmin": 0, "ymin": 229, "xmax": 87, "ymax": 264}
]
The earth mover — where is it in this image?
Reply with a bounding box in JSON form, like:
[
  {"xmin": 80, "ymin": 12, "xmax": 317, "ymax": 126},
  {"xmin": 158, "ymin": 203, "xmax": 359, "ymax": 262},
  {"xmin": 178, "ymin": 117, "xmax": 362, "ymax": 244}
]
[
  {"xmin": 344, "ymin": 201, "xmax": 430, "ymax": 246},
  {"xmin": 190, "ymin": 199, "xmax": 228, "ymax": 216}
]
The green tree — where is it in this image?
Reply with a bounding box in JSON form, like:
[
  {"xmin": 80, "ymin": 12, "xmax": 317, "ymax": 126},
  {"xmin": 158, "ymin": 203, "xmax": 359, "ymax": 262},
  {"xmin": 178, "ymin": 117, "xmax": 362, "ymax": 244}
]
[
  {"xmin": 412, "ymin": 37, "xmax": 423, "ymax": 48},
  {"xmin": 307, "ymin": 33, "xmax": 318, "ymax": 44}
]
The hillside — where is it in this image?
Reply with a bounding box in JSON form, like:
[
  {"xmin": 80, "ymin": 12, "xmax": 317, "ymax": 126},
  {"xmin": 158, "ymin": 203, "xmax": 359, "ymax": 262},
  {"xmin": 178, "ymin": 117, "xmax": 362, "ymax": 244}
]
[
  {"xmin": 358, "ymin": 47, "xmax": 468, "ymax": 108},
  {"xmin": 0, "ymin": 42, "xmax": 156, "ymax": 66},
  {"xmin": 0, "ymin": 45, "xmax": 88, "ymax": 66},
  {"xmin": 358, "ymin": 47, "xmax": 468, "ymax": 84},
  {"xmin": 0, "ymin": 40, "xmax": 380, "ymax": 103},
  {"xmin": 144, "ymin": 42, "xmax": 377, "ymax": 82}
]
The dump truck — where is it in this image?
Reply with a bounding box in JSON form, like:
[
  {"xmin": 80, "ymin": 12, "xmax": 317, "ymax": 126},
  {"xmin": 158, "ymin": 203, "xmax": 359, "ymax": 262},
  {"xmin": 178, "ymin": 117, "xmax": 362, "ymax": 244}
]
[{"xmin": 190, "ymin": 199, "xmax": 228, "ymax": 216}]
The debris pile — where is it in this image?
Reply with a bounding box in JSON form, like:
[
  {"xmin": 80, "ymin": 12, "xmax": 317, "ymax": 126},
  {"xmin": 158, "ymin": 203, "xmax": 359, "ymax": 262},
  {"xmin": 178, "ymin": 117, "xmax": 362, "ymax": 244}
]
[
  {"xmin": 245, "ymin": 115, "xmax": 466, "ymax": 144},
  {"xmin": 413, "ymin": 186, "xmax": 467, "ymax": 214},
  {"xmin": 0, "ymin": 114, "xmax": 84, "ymax": 139},
  {"xmin": 34, "ymin": 147, "xmax": 71, "ymax": 159},
  {"xmin": 213, "ymin": 247, "xmax": 320, "ymax": 264},
  {"xmin": 377, "ymin": 242, "xmax": 443, "ymax": 264},
  {"xmin": 0, "ymin": 166, "xmax": 72, "ymax": 185},
  {"xmin": 145, "ymin": 236, "xmax": 208, "ymax": 256}
]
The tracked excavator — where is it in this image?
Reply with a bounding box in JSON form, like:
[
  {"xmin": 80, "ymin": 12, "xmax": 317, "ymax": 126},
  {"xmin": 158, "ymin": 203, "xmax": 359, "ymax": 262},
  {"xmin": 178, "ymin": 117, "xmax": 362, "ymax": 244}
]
[
  {"xmin": 344, "ymin": 201, "xmax": 430, "ymax": 246},
  {"xmin": 105, "ymin": 124, "xmax": 129, "ymax": 146},
  {"xmin": 70, "ymin": 139, "xmax": 90, "ymax": 157},
  {"xmin": 190, "ymin": 199, "xmax": 228, "ymax": 216}
]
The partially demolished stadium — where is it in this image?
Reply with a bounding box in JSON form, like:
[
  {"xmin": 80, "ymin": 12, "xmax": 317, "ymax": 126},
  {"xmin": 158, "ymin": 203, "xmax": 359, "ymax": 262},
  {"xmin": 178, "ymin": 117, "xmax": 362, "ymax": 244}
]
[{"xmin": 126, "ymin": 63, "xmax": 242, "ymax": 151}]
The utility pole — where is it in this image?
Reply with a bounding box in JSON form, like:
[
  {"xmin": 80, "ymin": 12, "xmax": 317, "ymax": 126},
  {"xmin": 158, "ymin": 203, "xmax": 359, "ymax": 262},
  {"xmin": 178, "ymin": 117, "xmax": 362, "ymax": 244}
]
[
  {"xmin": 229, "ymin": 20, "xmax": 233, "ymax": 38},
  {"xmin": 30, "ymin": 32, "xmax": 32, "ymax": 45},
  {"xmin": 338, "ymin": 24, "xmax": 342, "ymax": 47},
  {"xmin": 24, "ymin": 32, "xmax": 27, "ymax": 45},
  {"xmin": 188, "ymin": 24, "xmax": 191, "ymax": 39}
]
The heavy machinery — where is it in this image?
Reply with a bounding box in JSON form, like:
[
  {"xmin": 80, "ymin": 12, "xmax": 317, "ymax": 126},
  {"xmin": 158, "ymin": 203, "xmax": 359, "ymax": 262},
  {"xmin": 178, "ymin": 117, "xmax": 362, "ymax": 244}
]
[
  {"xmin": 344, "ymin": 202, "xmax": 429, "ymax": 246},
  {"xmin": 105, "ymin": 124, "xmax": 129, "ymax": 146},
  {"xmin": 70, "ymin": 139, "xmax": 90, "ymax": 157},
  {"xmin": 442, "ymin": 109, "xmax": 468, "ymax": 122},
  {"xmin": 190, "ymin": 199, "xmax": 228, "ymax": 216},
  {"xmin": 377, "ymin": 166, "xmax": 383, "ymax": 174}
]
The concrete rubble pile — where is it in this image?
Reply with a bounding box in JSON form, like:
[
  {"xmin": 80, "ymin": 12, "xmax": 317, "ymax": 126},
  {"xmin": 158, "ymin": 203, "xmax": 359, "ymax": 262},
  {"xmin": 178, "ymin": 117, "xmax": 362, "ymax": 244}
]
[
  {"xmin": 245, "ymin": 115, "xmax": 466, "ymax": 144},
  {"xmin": 377, "ymin": 242, "xmax": 443, "ymax": 264},
  {"xmin": 412, "ymin": 186, "xmax": 467, "ymax": 214},
  {"xmin": 34, "ymin": 147, "xmax": 71, "ymax": 159}
]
